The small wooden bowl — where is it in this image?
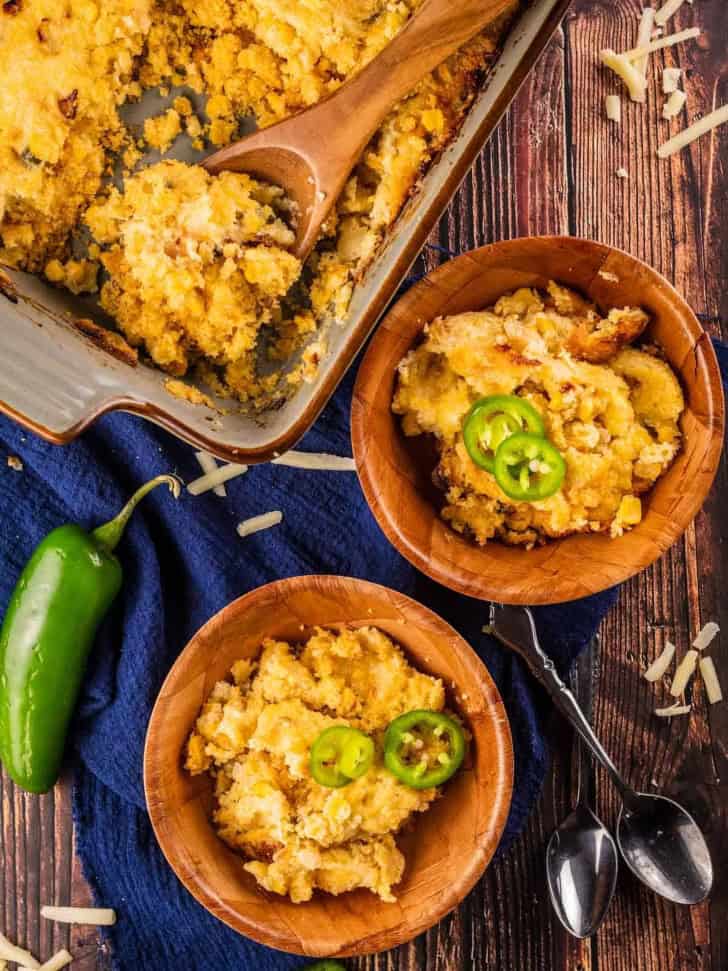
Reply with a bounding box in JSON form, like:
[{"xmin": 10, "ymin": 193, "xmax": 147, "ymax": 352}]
[
  {"xmin": 144, "ymin": 575, "xmax": 513, "ymax": 957},
  {"xmin": 351, "ymin": 237, "xmax": 724, "ymax": 605}
]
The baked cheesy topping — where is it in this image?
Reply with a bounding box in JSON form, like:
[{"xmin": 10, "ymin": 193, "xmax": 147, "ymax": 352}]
[
  {"xmin": 0, "ymin": 0, "xmax": 518, "ymax": 405},
  {"xmin": 185, "ymin": 626, "xmax": 446, "ymax": 903},
  {"xmin": 393, "ymin": 282, "xmax": 685, "ymax": 547}
]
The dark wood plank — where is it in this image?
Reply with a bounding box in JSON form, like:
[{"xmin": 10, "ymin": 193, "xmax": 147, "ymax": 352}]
[
  {"xmin": 0, "ymin": 768, "xmax": 110, "ymax": 969},
  {"xmin": 564, "ymin": 2, "xmax": 728, "ymax": 970},
  {"xmin": 2, "ymin": 0, "xmax": 727, "ymax": 968}
]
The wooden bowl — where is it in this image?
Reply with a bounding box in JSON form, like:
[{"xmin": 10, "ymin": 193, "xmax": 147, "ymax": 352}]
[
  {"xmin": 351, "ymin": 236, "xmax": 724, "ymax": 605},
  {"xmin": 144, "ymin": 575, "xmax": 513, "ymax": 957}
]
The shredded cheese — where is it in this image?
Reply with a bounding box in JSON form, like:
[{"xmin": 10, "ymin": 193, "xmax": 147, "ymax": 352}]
[
  {"xmin": 188, "ymin": 450, "xmax": 355, "ymax": 495},
  {"xmin": 669, "ymin": 649, "xmax": 699, "ymax": 696},
  {"xmin": 0, "ymin": 933, "xmax": 39, "ymax": 968},
  {"xmin": 658, "ymin": 103, "xmax": 728, "ymax": 157},
  {"xmin": 20, "ymin": 950, "xmax": 73, "ymax": 971},
  {"xmin": 692, "ymin": 621, "xmax": 720, "ymax": 651},
  {"xmin": 623, "ymin": 26, "xmax": 701, "ymax": 60},
  {"xmin": 699, "ymin": 656, "xmax": 723, "ymax": 704},
  {"xmin": 41, "ymin": 906, "xmax": 116, "ymax": 926},
  {"xmin": 635, "ymin": 7, "xmax": 656, "ymax": 78},
  {"xmin": 662, "ymin": 66, "xmax": 682, "ymax": 93},
  {"xmin": 654, "ymin": 0, "xmax": 688, "ymax": 26},
  {"xmin": 194, "ymin": 451, "xmax": 226, "ymax": 497},
  {"xmin": 600, "ymin": 49, "xmax": 647, "ymax": 102},
  {"xmin": 271, "ymin": 451, "xmax": 356, "ymax": 471},
  {"xmin": 663, "ymin": 89, "xmax": 687, "ymax": 118},
  {"xmin": 605, "ymin": 94, "xmax": 622, "ymax": 123},
  {"xmin": 237, "ymin": 511, "xmax": 282, "ymax": 538},
  {"xmin": 655, "ymin": 701, "xmax": 692, "ymax": 717},
  {"xmin": 643, "ymin": 641, "xmax": 676, "ymax": 682},
  {"xmin": 187, "ymin": 463, "xmax": 248, "ymax": 495}
]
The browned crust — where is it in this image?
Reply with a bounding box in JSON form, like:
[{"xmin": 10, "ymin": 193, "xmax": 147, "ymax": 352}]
[
  {"xmin": 73, "ymin": 317, "xmax": 139, "ymax": 367},
  {"xmin": 0, "ymin": 267, "xmax": 18, "ymax": 303},
  {"xmin": 567, "ymin": 310, "xmax": 649, "ymax": 363}
]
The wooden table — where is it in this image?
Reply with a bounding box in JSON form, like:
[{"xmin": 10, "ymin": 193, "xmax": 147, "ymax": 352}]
[{"xmin": 1, "ymin": 0, "xmax": 726, "ymax": 967}]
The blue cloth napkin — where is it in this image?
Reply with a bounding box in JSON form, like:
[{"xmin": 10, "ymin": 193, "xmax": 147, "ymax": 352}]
[{"xmin": 2, "ymin": 336, "xmax": 724, "ymax": 971}]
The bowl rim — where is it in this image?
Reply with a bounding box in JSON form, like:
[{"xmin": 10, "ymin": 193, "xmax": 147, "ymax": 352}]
[
  {"xmin": 143, "ymin": 574, "xmax": 514, "ymax": 956},
  {"xmin": 351, "ymin": 235, "xmax": 725, "ymax": 605}
]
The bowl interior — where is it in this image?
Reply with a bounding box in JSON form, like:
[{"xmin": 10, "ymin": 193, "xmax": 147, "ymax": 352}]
[
  {"xmin": 351, "ymin": 236, "xmax": 724, "ymax": 605},
  {"xmin": 144, "ymin": 575, "xmax": 513, "ymax": 957}
]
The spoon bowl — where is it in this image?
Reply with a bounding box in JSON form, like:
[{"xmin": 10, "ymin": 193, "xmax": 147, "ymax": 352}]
[
  {"xmin": 617, "ymin": 792, "xmax": 713, "ymax": 905},
  {"xmin": 547, "ymin": 804, "xmax": 619, "ymax": 938},
  {"xmin": 489, "ymin": 604, "xmax": 714, "ymax": 909}
]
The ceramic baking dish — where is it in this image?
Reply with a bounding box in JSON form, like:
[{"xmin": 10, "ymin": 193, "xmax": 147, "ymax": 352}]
[{"xmin": 0, "ymin": 0, "xmax": 571, "ymax": 463}]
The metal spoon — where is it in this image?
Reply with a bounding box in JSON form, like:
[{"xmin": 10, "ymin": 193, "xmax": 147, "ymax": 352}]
[
  {"xmin": 490, "ymin": 604, "xmax": 713, "ymax": 906},
  {"xmin": 546, "ymin": 647, "xmax": 618, "ymax": 937}
]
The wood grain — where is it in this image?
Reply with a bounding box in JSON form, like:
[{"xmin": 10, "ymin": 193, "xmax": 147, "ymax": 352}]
[
  {"xmin": 1, "ymin": 0, "xmax": 727, "ymax": 968},
  {"xmin": 144, "ymin": 575, "xmax": 513, "ymax": 958}
]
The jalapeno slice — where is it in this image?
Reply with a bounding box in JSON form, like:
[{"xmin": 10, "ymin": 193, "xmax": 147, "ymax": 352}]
[
  {"xmin": 310, "ymin": 726, "xmax": 375, "ymax": 788},
  {"xmin": 493, "ymin": 432, "xmax": 566, "ymax": 501},
  {"xmin": 384, "ymin": 710, "xmax": 465, "ymax": 790},
  {"xmin": 463, "ymin": 395, "xmax": 545, "ymax": 471}
]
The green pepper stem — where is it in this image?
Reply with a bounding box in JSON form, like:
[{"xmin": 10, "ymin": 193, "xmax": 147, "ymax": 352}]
[{"xmin": 91, "ymin": 474, "xmax": 181, "ymax": 553}]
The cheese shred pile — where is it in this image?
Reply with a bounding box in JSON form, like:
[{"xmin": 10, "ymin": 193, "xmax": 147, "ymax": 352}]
[
  {"xmin": 599, "ymin": 7, "xmax": 727, "ymax": 160},
  {"xmin": 642, "ymin": 622, "xmax": 723, "ymax": 717}
]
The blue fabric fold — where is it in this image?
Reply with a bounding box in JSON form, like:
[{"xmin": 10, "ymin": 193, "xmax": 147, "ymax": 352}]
[
  {"xmin": 2, "ymin": 336, "xmax": 724, "ymax": 971},
  {"xmin": 711, "ymin": 336, "xmax": 728, "ymax": 389}
]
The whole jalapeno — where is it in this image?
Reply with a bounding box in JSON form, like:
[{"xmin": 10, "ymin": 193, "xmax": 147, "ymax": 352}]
[{"xmin": 0, "ymin": 474, "xmax": 180, "ymax": 794}]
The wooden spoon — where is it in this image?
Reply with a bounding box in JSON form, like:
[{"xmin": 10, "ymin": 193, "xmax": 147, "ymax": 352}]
[{"xmin": 202, "ymin": 0, "xmax": 516, "ymax": 259}]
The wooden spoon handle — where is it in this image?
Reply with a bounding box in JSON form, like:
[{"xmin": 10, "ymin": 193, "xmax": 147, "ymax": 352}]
[
  {"xmin": 204, "ymin": 0, "xmax": 518, "ymax": 258},
  {"xmin": 323, "ymin": 0, "xmax": 517, "ymax": 160}
]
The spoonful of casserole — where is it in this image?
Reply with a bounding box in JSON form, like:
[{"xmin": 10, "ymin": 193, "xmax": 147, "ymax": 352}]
[{"xmin": 202, "ymin": 0, "xmax": 517, "ymax": 259}]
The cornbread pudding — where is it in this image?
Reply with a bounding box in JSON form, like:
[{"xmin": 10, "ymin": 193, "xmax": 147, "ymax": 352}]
[
  {"xmin": 85, "ymin": 161, "xmax": 299, "ymax": 388},
  {"xmin": 185, "ymin": 626, "xmax": 447, "ymax": 902},
  {"xmin": 0, "ymin": 0, "xmax": 152, "ymax": 270},
  {"xmin": 393, "ymin": 282, "xmax": 685, "ymax": 547},
  {"xmin": 0, "ymin": 0, "xmax": 518, "ymax": 404}
]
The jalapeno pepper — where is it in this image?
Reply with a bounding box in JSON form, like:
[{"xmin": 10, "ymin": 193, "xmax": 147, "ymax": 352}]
[
  {"xmin": 384, "ymin": 710, "xmax": 465, "ymax": 790},
  {"xmin": 0, "ymin": 474, "xmax": 180, "ymax": 794},
  {"xmin": 493, "ymin": 432, "xmax": 566, "ymax": 501},
  {"xmin": 463, "ymin": 395, "xmax": 545, "ymax": 471},
  {"xmin": 310, "ymin": 726, "xmax": 375, "ymax": 787}
]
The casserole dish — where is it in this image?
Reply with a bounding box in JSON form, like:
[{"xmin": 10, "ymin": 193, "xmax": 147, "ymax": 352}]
[{"xmin": 0, "ymin": 0, "xmax": 571, "ymax": 463}]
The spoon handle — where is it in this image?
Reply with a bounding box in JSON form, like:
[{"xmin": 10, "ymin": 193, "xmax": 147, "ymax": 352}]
[
  {"xmin": 571, "ymin": 641, "xmax": 599, "ymax": 808},
  {"xmin": 489, "ymin": 605, "xmax": 634, "ymax": 803},
  {"xmin": 319, "ymin": 0, "xmax": 517, "ymax": 161}
]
